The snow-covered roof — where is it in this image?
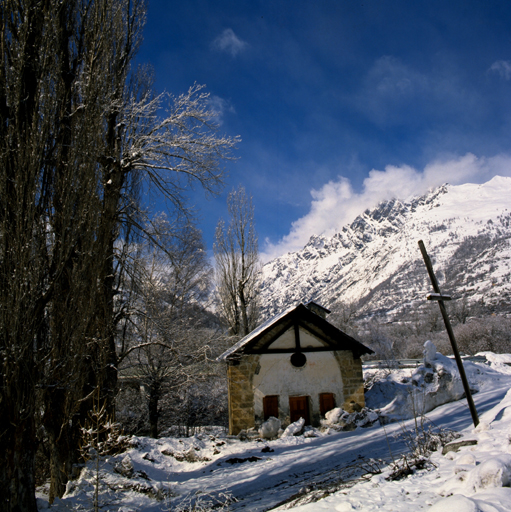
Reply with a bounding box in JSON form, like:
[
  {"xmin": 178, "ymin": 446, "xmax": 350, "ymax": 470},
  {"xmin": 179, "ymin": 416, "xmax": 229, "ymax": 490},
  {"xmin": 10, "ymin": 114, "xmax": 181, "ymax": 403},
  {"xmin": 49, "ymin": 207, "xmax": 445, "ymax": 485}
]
[
  {"xmin": 217, "ymin": 302, "xmax": 372, "ymax": 361},
  {"xmin": 217, "ymin": 304, "xmax": 297, "ymax": 361}
]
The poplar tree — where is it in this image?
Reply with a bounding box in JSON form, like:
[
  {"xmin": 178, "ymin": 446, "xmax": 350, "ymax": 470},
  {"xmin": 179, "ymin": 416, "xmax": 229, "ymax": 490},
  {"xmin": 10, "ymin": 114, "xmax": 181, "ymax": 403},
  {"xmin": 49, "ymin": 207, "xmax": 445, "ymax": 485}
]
[
  {"xmin": 214, "ymin": 186, "xmax": 261, "ymax": 336},
  {"xmin": 0, "ymin": 0, "xmax": 237, "ymax": 507}
]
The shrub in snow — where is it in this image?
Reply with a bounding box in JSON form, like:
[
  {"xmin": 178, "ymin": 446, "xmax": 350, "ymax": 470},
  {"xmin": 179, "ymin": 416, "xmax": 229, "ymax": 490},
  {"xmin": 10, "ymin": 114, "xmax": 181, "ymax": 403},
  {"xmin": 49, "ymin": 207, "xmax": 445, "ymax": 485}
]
[
  {"xmin": 282, "ymin": 417, "xmax": 305, "ymax": 437},
  {"xmin": 385, "ymin": 406, "xmax": 459, "ymax": 482},
  {"xmin": 183, "ymin": 446, "xmax": 199, "ymax": 462},
  {"xmin": 172, "ymin": 490, "xmax": 234, "ymax": 511},
  {"xmin": 259, "ymin": 416, "xmax": 281, "ymax": 439}
]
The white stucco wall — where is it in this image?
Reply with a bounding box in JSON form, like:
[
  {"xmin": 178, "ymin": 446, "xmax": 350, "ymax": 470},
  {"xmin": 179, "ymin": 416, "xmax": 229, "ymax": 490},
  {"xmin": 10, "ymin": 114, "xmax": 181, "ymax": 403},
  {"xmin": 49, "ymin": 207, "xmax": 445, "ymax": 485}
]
[
  {"xmin": 269, "ymin": 327, "xmax": 324, "ymax": 349},
  {"xmin": 252, "ymin": 327, "xmax": 344, "ymax": 426}
]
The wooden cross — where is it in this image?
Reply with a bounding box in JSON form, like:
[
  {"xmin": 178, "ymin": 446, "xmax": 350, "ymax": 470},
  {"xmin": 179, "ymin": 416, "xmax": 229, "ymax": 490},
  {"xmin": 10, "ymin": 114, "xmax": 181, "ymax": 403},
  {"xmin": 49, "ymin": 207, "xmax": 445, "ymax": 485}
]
[{"xmin": 418, "ymin": 240, "xmax": 479, "ymax": 428}]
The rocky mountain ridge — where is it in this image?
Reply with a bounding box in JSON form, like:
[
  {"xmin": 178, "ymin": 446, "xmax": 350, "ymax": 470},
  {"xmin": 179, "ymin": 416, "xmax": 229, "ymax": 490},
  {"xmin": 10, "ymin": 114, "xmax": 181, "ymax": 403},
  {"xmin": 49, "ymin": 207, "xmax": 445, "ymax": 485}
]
[{"xmin": 259, "ymin": 176, "xmax": 511, "ymax": 323}]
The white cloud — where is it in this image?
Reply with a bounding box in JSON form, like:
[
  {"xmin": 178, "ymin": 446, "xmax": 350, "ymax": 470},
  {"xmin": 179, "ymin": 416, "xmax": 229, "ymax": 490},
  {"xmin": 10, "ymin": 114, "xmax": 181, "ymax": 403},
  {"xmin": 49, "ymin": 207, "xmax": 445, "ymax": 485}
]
[
  {"xmin": 489, "ymin": 60, "xmax": 511, "ymax": 80},
  {"xmin": 261, "ymin": 153, "xmax": 511, "ymax": 262},
  {"xmin": 211, "ymin": 28, "xmax": 248, "ymax": 57},
  {"xmin": 355, "ymin": 56, "xmax": 478, "ymax": 127},
  {"xmin": 207, "ymin": 95, "xmax": 235, "ymax": 125},
  {"xmin": 370, "ymin": 56, "xmax": 421, "ymax": 96}
]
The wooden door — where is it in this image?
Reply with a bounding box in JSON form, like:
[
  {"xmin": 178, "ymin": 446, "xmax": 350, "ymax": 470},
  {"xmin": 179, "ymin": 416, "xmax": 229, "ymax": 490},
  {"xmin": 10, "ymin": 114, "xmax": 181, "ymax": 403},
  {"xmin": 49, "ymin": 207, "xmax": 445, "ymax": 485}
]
[
  {"xmin": 289, "ymin": 396, "xmax": 310, "ymax": 425},
  {"xmin": 319, "ymin": 393, "xmax": 336, "ymax": 416},
  {"xmin": 263, "ymin": 395, "xmax": 279, "ymax": 420}
]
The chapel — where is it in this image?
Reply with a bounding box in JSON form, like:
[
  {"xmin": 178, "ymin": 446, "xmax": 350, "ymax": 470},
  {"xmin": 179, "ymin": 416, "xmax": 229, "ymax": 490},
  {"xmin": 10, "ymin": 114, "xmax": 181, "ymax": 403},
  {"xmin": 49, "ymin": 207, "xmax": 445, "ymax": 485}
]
[{"xmin": 218, "ymin": 301, "xmax": 373, "ymax": 435}]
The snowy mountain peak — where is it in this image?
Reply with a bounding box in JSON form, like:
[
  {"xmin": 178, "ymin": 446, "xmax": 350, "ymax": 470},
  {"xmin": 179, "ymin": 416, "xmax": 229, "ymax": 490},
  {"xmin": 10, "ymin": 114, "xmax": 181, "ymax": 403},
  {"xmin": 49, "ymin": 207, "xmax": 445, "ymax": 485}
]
[{"xmin": 260, "ymin": 177, "xmax": 511, "ymax": 321}]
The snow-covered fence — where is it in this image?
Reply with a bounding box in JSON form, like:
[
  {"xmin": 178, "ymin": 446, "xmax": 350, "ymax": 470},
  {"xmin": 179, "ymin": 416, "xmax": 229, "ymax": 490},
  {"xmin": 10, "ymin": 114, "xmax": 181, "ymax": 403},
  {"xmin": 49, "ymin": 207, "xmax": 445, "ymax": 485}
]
[
  {"xmin": 363, "ymin": 354, "xmax": 500, "ymax": 371},
  {"xmin": 363, "ymin": 359, "xmax": 422, "ymax": 369}
]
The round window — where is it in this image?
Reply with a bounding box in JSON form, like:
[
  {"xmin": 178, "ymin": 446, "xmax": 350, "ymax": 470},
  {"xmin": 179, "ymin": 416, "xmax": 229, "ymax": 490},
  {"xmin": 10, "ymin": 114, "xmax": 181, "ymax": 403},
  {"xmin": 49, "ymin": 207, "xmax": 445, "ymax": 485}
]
[{"xmin": 290, "ymin": 352, "xmax": 307, "ymax": 368}]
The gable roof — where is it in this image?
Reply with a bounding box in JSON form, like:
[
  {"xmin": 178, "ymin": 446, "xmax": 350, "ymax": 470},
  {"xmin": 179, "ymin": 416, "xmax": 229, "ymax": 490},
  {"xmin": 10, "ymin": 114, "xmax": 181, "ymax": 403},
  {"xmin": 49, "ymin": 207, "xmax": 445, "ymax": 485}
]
[{"xmin": 217, "ymin": 302, "xmax": 373, "ymax": 361}]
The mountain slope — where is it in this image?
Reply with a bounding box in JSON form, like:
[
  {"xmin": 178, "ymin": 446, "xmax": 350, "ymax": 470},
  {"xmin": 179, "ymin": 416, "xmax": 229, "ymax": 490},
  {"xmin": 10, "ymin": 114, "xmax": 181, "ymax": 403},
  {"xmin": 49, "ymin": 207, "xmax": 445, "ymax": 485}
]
[{"xmin": 260, "ymin": 176, "xmax": 511, "ymax": 321}]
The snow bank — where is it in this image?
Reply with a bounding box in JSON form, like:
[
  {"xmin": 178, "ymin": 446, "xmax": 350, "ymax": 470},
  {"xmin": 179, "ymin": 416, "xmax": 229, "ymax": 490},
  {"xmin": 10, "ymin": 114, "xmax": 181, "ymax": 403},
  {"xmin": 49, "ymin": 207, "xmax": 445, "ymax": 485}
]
[
  {"xmin": 476, "ymin": 352, "xmax": 511, "ymax": 375},
  {"xmin": 282, "ymin": 417, "xmax": 305, "ymax": 437},
  {"xmin": 440, "ymin": 454, "xmax": 511, "ymax": 495},
  {"xmin": 429, "ymin": 494, "xmax": 480, "ymax": 512},
  {"xmin": 259, "ymin": 416, "xmax": 281, "ymax": 439},
  {"xmin": 365, "ymin": 341, "xmax": 465, "ymax": 422},
  {"xmin": 292, "ymin": 386, "xmax": 511, "ymax": 512}
]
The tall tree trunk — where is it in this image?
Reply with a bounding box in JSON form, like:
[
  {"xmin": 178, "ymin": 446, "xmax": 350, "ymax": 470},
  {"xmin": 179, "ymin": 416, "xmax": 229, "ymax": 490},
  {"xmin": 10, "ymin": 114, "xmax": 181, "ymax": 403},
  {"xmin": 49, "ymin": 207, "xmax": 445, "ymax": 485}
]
[
  {"xmin": 238, "ymin": 281, "xmax": 250, "ymax": 336},
  {"xmin": 97, "ymin": 169, "xmax": 123, "ymax": 417},
  {"xmin": 0, "ymin": 2, "xmax": 48, "ymax": 508},
  {"xmin": 148, "ymin": 381, "xmax": 161, "ymax": 438},
  {"xmin": 0, "ymin": 416, "xmax": 38, "ymax": 512},
  {"xmin": 44, "ymin": 389, "xmax": 75, "ymax": 503}
]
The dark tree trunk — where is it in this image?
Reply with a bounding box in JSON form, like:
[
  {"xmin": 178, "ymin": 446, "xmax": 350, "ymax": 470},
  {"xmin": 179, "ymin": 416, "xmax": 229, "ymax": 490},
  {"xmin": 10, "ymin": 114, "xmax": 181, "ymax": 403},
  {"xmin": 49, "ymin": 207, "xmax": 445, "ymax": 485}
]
[
  {"xmin": 148, "ymin": 381, "xmax": 161, "ymax": 438},
  {"xmin": 43, "ymin": 387, "xmax": 77, "ymax": 503},
  {"xmin": 238, "ymin": 281, "xmax": 250, "ymax": 336},
  {"xmin": 0, "ymin": 414, "xmax": 38, "ymax": 512},
  {"xmin": 0, "ymin": 2, "xmax": 47, "ymax": 508}
]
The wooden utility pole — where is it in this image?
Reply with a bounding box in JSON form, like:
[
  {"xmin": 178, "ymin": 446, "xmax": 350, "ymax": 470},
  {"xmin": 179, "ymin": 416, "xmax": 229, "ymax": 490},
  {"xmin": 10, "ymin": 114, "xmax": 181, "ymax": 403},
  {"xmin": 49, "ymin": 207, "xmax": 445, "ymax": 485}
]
[{"xmin": 418, "ymin": 240, "xmax": 479, "ymax": 428}]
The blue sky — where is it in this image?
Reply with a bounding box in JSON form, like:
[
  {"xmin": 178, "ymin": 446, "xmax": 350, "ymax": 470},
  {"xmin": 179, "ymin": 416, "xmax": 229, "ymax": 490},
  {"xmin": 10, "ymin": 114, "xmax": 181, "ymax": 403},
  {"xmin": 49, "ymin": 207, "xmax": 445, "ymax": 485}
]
[{"xmin": 137, "ymin": 0, "xmax": 511, "ymax": 261}]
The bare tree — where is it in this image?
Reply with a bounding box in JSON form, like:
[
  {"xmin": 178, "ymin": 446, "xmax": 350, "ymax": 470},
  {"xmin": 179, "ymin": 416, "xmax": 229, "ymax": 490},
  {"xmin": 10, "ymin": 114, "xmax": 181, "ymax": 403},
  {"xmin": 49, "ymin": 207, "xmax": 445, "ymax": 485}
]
[
  {"xmin": 214, "ymin": 186, "xmax": 260, "ymax": 336},
  {"xmin": 118, "ymin": 217, "xmax": 220, "ymax": 438},
  {"xmin": 329, "ymin": 301, "xmax": 359, "ymax": 337},
  {"xmin": 449, "ymin": 296, "xmax": 474, "ymax": 325}
]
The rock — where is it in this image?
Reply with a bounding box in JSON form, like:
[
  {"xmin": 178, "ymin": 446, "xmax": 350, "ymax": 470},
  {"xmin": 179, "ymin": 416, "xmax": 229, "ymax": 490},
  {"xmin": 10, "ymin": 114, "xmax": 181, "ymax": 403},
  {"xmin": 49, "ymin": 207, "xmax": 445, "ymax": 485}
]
[
  {"xmin": 114, "ymin": 454, "xmax": 134, "ymax": 478},
  {"xmin": 225, "ymin": 456, "xmax": 261, "ymax": 464},
  {"xmin": 465, "ymin": 455, "xmax": 511, "ymax": 491},
  {"xmin": 442, "ymin": 439, "xmax": 478, "ymax": 455},
  {"xmin": 457, "ymin": 453, "xmax": 477, "ymax": 466},
  {"xmin": 323, "ymin": 407, "xmax": 379, "ymax": 430}
]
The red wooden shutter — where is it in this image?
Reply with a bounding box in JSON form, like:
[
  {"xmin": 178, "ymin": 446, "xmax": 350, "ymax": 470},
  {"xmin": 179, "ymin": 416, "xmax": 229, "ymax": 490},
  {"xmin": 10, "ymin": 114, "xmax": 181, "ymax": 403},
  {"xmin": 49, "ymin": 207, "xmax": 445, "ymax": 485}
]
[
  {"xmin": 263, "ymin": 395, "xmax": 279, "ymax": 420},
  {"xmin": 319, "ymin": 393, "xmax": 336, "ymax": 416},
  {"xmin": 289, "ymin": 396, "xmax": 310, "ymax": 425}
]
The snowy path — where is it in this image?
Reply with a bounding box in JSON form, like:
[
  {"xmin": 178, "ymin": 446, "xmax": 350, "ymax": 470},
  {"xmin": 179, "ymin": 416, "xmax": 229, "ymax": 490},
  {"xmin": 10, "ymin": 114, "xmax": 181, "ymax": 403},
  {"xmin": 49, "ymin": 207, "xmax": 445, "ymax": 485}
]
[
  {"xmin": 174, "ymin": 424, "xmax": 403, "ymax": 511},
  {"xmin": 171, "ymin": 383, "xmax": 510, "ymax": 511}
]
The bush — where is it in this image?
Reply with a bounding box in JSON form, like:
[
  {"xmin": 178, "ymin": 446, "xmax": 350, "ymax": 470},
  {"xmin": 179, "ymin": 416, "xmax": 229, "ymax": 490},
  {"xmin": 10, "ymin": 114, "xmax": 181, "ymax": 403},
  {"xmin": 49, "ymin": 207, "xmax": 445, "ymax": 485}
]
[{"xmin": 454, "ymin": 316, "xmax": 511, "ymax": 355}]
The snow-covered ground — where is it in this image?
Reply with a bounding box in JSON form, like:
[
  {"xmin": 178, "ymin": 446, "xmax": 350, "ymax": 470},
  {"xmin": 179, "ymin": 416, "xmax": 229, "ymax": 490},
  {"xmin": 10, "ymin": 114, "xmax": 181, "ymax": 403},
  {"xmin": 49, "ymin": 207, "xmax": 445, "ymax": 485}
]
[{"xmin": 38, "ymin": 349, "xmax": 511, "ymax": 511}]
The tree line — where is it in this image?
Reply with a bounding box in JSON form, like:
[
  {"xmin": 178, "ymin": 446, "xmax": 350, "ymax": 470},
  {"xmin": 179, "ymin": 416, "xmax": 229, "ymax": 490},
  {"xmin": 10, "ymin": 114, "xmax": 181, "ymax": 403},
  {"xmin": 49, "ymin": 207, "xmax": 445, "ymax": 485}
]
[
  {"xmin": 329, "ymin": 299, "xmax": 511, "ymax": 362},
  {"xmin": 0, "ymin": 1, "xmax": 240, "ymax": 509}
]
